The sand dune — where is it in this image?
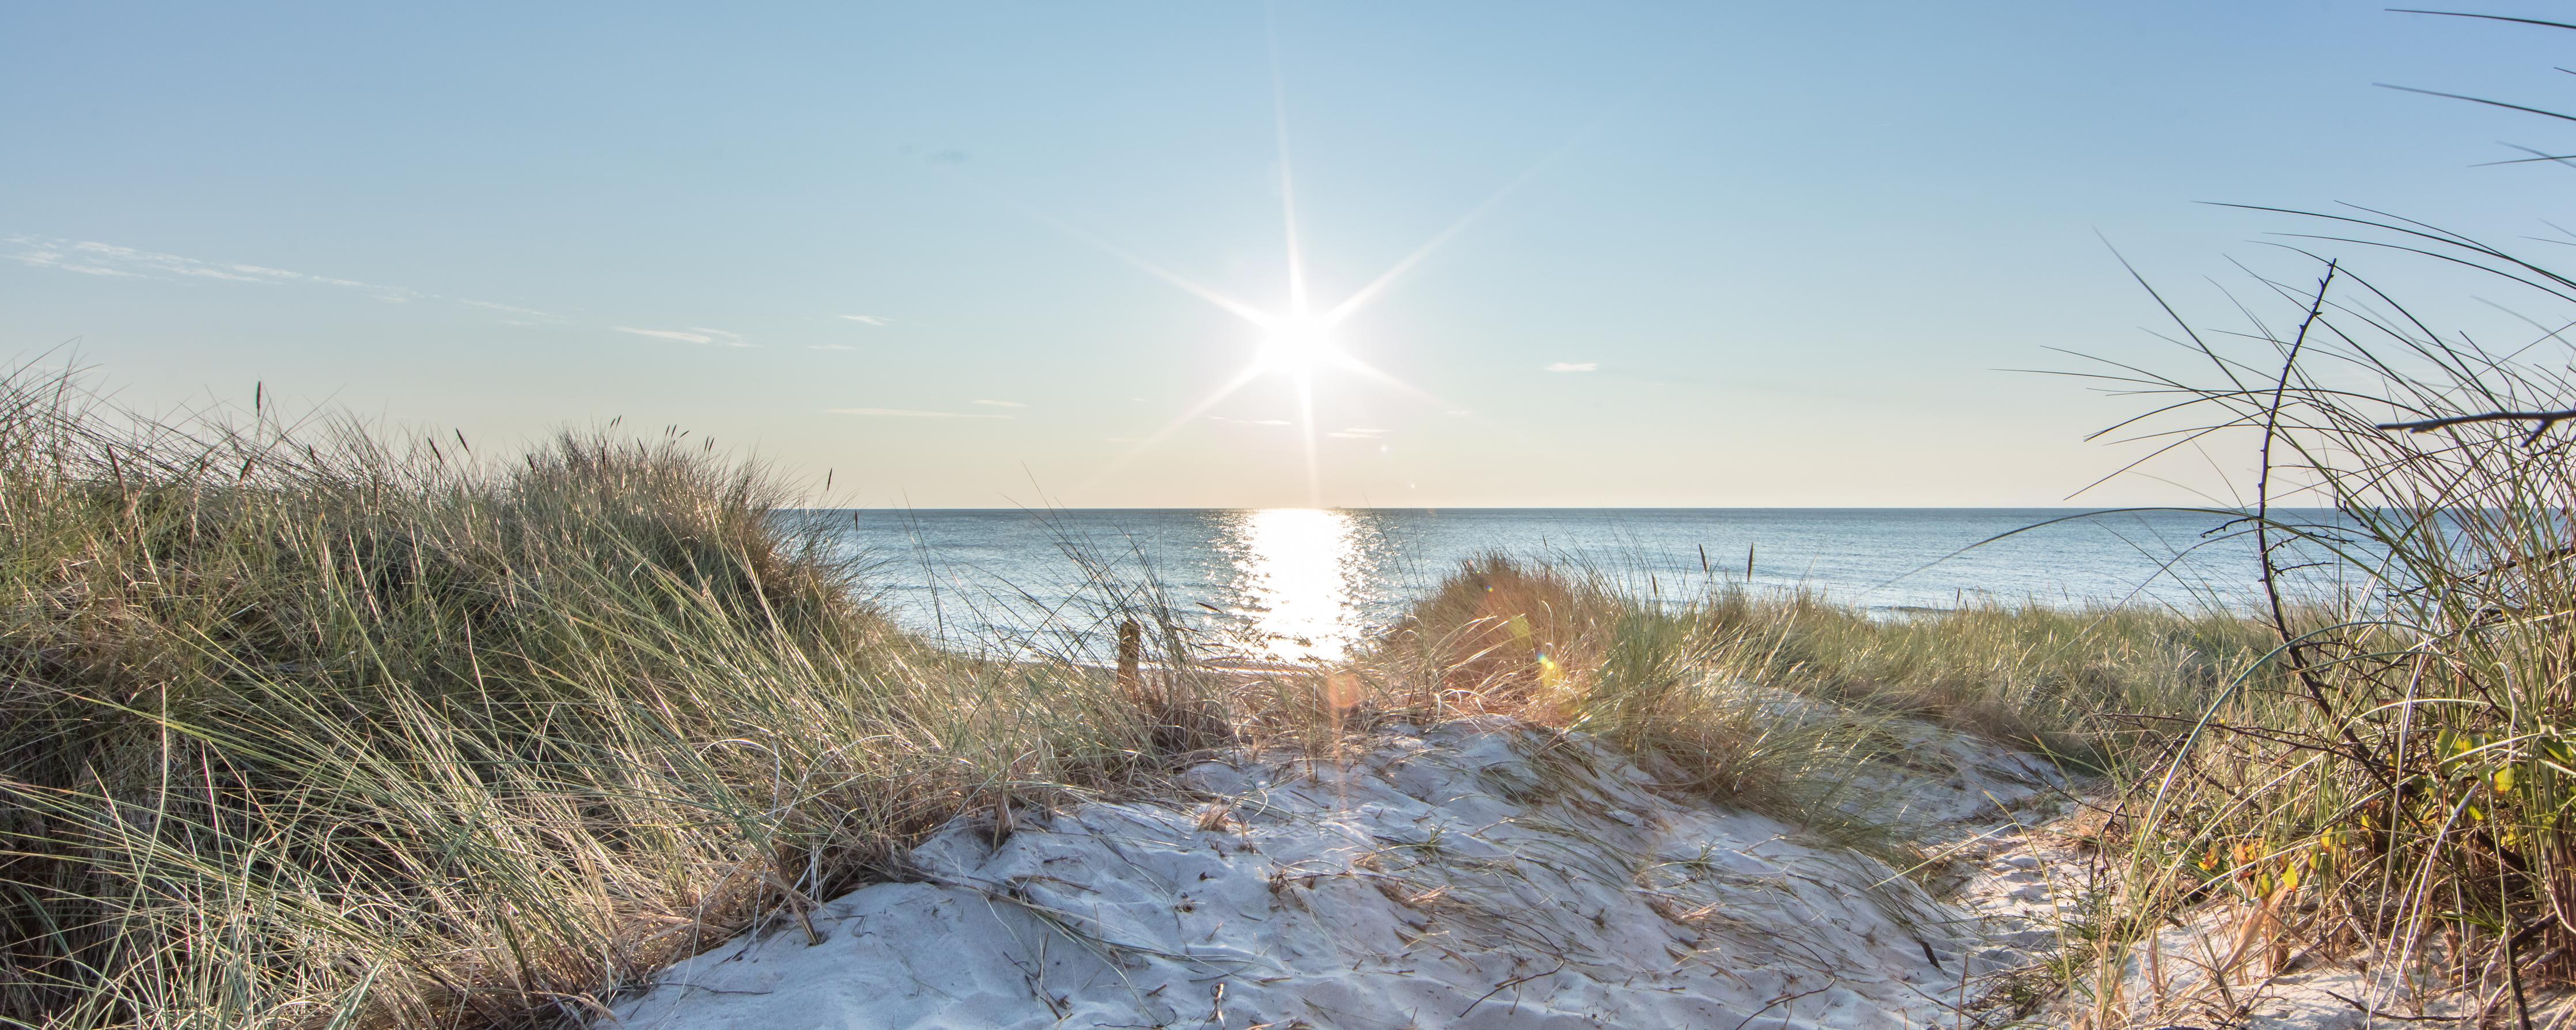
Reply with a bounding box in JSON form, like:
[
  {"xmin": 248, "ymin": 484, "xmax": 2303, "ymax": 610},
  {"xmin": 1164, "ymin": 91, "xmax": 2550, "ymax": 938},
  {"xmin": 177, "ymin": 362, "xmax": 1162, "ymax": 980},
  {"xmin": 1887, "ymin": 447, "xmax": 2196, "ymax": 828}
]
[{"xmin": 608, "ymin": 716, "xmax": 2085, "ymax": 1028}]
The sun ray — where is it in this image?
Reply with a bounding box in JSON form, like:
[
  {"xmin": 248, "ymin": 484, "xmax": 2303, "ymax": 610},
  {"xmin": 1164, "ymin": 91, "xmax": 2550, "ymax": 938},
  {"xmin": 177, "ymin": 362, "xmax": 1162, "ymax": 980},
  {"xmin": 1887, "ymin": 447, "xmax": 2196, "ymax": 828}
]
[
  {"xmin": 1327, "ymin": 350, "xmax": 1464, "ymax": 412},
  {"xmin": 1267, "ymin": 3, "xmax": 1310, "ymax": 318},
  {"xmin": 1074, "ymin": 363, "xmax": 1266, "ymax": 494},
  {"xmin": 1321, "ymin": 161, "xmax": 1544, "ymax": 328},
  {"xmin": 1055, "ymin": 10, "xmax": 1666, "ymax": 505},
  {"xmin": 1013, "ymin": 203, "xmax": 1275, "ymax": 327},
  {"xmin": 1321, "ymin": 86, "xmax": 1647, "ymax": 328},
  {"xmin": 1066, "ymin": 363, "xmax": 1267, "ymax": 494},
  {"xmin": 1295, "ymin": 369, "xmax": 1320, "ymax": 505}
]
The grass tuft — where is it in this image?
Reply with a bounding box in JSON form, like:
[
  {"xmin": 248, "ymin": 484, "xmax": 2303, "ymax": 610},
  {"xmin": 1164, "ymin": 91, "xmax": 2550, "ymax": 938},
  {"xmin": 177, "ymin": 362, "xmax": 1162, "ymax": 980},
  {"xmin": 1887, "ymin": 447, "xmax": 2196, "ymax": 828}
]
[{"xmin": 0, "ymin": 363, "xmax": 1177, "ymax": 1028}]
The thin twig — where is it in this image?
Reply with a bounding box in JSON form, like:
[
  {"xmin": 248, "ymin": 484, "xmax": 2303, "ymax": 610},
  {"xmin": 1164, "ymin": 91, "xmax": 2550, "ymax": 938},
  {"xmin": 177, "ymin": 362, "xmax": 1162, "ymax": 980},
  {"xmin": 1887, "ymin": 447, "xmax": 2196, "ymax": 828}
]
[
  {"xmin": 2376, "ymin": 406, "xmax": 2576, "ymax": 443},
  {"xmin": 1456, "ymin": 961, "xmax": 1564, "ymax": 1018},
  {"xmin": 2253, "ymin": 262, "xmax": 2396, "ymax": 791}
]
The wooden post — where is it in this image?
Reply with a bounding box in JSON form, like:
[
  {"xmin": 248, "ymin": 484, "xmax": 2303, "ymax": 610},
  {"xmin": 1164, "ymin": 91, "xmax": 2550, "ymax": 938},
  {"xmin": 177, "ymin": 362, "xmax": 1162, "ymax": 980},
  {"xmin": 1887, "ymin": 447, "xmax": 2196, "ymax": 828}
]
[{"xmin": 1116, "ymin": 618, "xmax": 1143, "ymax": 699}]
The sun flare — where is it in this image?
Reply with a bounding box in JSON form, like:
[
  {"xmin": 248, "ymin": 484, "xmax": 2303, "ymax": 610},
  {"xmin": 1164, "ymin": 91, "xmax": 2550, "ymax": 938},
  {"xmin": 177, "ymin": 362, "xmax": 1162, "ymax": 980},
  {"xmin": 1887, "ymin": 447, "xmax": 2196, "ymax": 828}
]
[
  {"xmin": 1059, "ymin": 31, "xmax": 1508, "ymax": 505},
  {"xmin": 1257, "ymin": 317, "xmax": 1338, "ymax": 376}
]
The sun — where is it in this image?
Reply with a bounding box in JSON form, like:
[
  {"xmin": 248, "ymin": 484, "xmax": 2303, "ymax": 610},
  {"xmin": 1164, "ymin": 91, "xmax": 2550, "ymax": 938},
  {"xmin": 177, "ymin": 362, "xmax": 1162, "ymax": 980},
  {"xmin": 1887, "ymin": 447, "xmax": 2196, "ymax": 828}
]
[
  {"xmin": 1256, "ymin": 316, "xmax": 1337, "ymax": 376},
  {"xmin": 1058, "ymin": 20, "xmax": 1538, "ymax": 503}
]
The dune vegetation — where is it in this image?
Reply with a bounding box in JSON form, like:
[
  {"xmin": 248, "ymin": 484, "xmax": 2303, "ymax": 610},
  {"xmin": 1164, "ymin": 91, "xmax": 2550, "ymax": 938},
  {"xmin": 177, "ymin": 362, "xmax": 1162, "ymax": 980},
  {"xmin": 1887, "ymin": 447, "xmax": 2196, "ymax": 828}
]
[
  {"xmin": 6, "ymin": 320, "xmax": 2574, "ymax": 1028},
  {"xmin": 0, "ymin": 366, "xmax": 1197, "ymax": 1027},
  {"xmin": 9, "ymin": 35, "xmax": 2576, "ymax": 1016},
  {"xmin": 0, "ymin": 357, "xmax": 2286, "ymax": 1029},
  {"xmin": 2024, "ymin": 22, "xmax": 2576, "ymax": 1024},
  {"xmin": 2051, "ymin": 238, "xmax": 2576, "ymax": 1027}
]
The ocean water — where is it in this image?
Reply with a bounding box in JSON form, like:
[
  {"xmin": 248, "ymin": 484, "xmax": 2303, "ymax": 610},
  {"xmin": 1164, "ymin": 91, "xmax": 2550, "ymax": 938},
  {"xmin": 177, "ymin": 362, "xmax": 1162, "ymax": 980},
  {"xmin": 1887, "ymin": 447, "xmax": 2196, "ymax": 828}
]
[{"xmin": 813, "ymin": 508, "xmax": 2342, "ymax": 664}]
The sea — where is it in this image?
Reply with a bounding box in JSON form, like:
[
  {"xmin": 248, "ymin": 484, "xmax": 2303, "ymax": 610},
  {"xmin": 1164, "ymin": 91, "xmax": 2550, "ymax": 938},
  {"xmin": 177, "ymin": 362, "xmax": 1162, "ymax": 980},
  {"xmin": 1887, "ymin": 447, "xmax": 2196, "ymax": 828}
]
[{"xmin": 810, "ymin": 508, "xmax": 2353, "ymax": 664}]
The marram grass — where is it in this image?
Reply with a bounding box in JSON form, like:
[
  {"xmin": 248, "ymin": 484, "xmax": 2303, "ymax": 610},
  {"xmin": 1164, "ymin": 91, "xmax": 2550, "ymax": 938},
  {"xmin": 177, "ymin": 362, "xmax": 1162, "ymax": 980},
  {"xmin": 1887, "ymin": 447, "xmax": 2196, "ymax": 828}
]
[
  {"xmin": 0, "ymin": 366, "xmax": 1183, "ymax": 1027},
  {"xmin": 0, "ymin": 362, "xmax": 2337, "ymax": 1029},
  {"xmin": 2058, "ymin": 251, "xmax": 2576, "ymax": 1027}
]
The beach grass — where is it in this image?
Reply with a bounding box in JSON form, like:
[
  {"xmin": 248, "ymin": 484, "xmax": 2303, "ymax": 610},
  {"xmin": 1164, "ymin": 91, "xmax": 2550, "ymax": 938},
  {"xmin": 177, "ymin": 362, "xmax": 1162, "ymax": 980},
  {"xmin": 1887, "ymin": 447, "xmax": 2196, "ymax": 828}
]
[
  {"xmin": 0, "ymin": 358, "xmax": 2267, "ymax": 1028},
  {"xmin": 1334, "ymin": 555, "xmax": 2267, "ymax": 818},
  {"xmin": 2052, "ymin": 249, "xmax": 2576, "ymax": 1025},
  {"xmin": 0, "ymin": 363, "xmax": 1193, "ymax": 1027},
  {"xmin": 2024, "ymin": 28, "xmax": 2576, "ymax": 1015},
  {"xmin": 16, "ymin": 340, "xmax": 2565, "ymax": 1028}
]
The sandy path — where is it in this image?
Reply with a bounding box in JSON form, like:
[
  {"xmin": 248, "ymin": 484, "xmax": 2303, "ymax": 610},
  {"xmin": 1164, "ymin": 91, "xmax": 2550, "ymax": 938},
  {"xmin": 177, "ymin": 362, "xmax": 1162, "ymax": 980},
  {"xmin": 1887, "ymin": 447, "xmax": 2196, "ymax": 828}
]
[{"xmin": 606, "ymin": 714, "xmax": 2088, "ymax": 1029}]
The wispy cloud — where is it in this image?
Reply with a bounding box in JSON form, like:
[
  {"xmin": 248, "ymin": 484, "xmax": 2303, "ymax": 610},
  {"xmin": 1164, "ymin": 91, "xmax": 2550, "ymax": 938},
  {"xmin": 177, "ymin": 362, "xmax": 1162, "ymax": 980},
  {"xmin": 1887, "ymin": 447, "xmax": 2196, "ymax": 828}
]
[
  {"xmin": 1207, "ymin": 415, "xmax": 1293, "ymax": 426},
  {"xmin": 4, "ymin": 235, "xmax": 832, "ymax": 356},
  {"xmin": 971, "ymin": 399, "xmax": 1026, "ymax": 408},
  {"xmin": 224, "ymin": 262, "xmax": 369, "ymax": 289},
  {"xmin": 807, "ymin": 343, "xmax": 857, "ymax": 351},
  {"xmin": 1544, "ymin": 362, "xmax": 1598, "ymax": 373},
  {"xmin": 840, "ymin": 314, "xmax": 890, "ymax": 325},
  {"xmin": 3, "ymin": 235, "xmax": 429, "ymax": 298},
  {"xmin": 1444, "ymin": 410, "xmax": 1473, "ymax": 416},
  {"xmin": 12, "ymin": 236, "xmax": 584, "ymax": 328},
  {"xmin": 1326, "ymin": 426, "xmax": 1389, "ymax": 439},
  {"xmin": 616, "ymin": 327, "xmax": 716, "ymax": 344},
  {"xmin": 11, "ymin": 250, "xmax": 144, "ymax": 277},
  {"xmin": 616, "ymin": 326, "xmax": 754, "ymax": 348},
  {"xmin": 827, "ymin": 407, "xmax": 1010, "ymax": 419},
  {"xmin": 460, "ymin": 299, "xmax": 556, "ymax": 319}
]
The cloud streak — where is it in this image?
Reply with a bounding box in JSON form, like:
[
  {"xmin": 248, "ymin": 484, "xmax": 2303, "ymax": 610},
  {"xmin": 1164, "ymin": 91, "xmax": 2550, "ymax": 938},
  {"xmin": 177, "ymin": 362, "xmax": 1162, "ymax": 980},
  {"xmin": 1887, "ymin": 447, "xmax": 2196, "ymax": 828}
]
[
  {"xmin": 1, "ymin": 234, "xmax": 844, "ymax": 358},
  {"xmin": 10, "ymin": 250, "xmax": 143, "ymax": 277},
  {"xmin": 3, "ymin": 235, "xmax": 427, "ymax": 298},
  {"xmin": 460, "ymin": 299, "xmax": 557, "ymax": 319},
  {"xmin": 616, "ymin": 327, "xmax": 715, "ymax": 344},
  {"xmin": 616, "ymin": 326, "xmax": 754, "ymax": 348},
  {"xmin": 971, "ymin": 399, "xmax": 1026, "ymax": 408},
  {"xmin": 827, "ymin": 407, "xmax": 1011, "ymax": 419},
  {"xmin": 1544, "ymin": 362, "xmax": 1598, "ymax": 373},
  {"xmin": 9, "ymin": 234, "xmax": 563, "ymax": 328}
]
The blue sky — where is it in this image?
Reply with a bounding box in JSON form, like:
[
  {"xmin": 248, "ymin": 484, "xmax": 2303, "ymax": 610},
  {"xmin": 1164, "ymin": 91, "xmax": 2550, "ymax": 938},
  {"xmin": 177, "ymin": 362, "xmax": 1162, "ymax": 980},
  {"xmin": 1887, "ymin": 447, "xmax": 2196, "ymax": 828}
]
[{"xmin": 6, "ymin": 2, "xmax": 2573, "ymax": 507}]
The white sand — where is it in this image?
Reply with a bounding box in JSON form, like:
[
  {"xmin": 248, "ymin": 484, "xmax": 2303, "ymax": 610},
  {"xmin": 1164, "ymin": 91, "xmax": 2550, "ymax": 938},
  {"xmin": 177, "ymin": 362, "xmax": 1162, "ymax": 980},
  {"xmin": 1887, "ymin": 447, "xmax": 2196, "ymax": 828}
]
[
  {"xmin": 2081, "ymin": 860, "xmax": 2570, "ymax": 1028},
  {"xmin": 607, "ymin": 716, "xmax": 2075, "ymax": 1029},
  {"xmin": 609, "ymin": 708, "xmax": 2517, "ymax": 1028}
]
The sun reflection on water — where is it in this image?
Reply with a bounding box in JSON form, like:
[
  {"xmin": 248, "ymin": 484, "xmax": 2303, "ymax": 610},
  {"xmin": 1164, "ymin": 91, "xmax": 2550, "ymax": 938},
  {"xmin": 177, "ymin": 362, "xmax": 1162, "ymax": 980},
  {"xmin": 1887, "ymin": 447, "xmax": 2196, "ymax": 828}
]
[{"xmin": 1221, "ymin": 508, "xmax": 1367, "ymax": 664}]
